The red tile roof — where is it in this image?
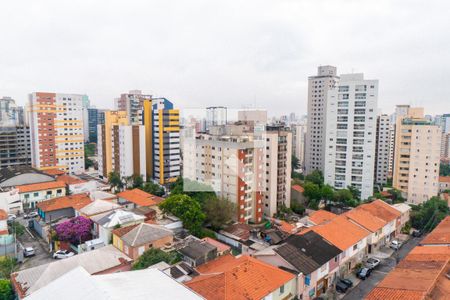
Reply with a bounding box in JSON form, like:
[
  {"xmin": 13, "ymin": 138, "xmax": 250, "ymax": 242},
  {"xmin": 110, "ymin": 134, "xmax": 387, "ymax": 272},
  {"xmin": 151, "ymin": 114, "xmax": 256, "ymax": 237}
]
[
  {"xmin": 56, "ymin": 175, "xmax": 86, "ymax": 185},
  {"xmin": 112, "ymin": 224, "xmax": 139, "ymax": 237},
  {"xmin": 186, "ymin": 255, "xmax": 295, "ymax": 300},
  {"xmin": 439, "ymin": 176, "xmax": 450, "ymax": 183},
  {"xmin": 309, "ymin": 210, "xmax": 337, "ymax": 225},
  {"xmin": 37, "ymin": 193, "xmax": 92, "ymax": 212},
  {"xmin": 358, "ymin": 199, "xmax": 401, "ymax": 223},
  {"xmin": 292, "ymin": 185, "xmax": 304, "ymax": 193},
  {"xmin": 309, "ymin": 215, "xmax": 369, "ymax": 251},
  {"xmin": 17, "ymin": 181, "xmax": 66, "ymax": 193},
  {"xmin": 344, "ymin": 206, "xmax": 387, "ymax": 232},
  {"xmin": 42, "ymin": 169, "xmax": 66, "ymax": 176},
  {"xmin": 420, "ymin": 216, "xmax": 450, "ymax": 245},
  {"xmin": 0, "ymin": 209, "xmax": 7, "ymax": 221},
  {"xmin": 117, "ymin": 189, "xmax": 163, "ymax": 207}
]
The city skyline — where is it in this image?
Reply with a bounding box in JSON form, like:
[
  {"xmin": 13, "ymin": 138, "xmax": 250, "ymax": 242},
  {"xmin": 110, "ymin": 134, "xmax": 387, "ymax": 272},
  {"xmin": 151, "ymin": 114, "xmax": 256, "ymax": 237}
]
[{"xmin": 1, "ymin": 1, "xmax": 449, "ymax": 116}]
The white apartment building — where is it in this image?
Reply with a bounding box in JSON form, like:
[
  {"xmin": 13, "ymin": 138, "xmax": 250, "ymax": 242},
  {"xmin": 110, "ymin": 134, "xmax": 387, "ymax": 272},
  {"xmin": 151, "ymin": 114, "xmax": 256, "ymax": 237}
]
[
  {"xmin": 292, "ymin": 123, "xmax": 307, "ymax": 168},
  {"xmin": 305, "ymin": 66, "xmax": 339, "ymax": 175},
  {"xmin": 393, "ymin": 107, "xmax": 441, "ymax": 204},
  {"xmin": 117, "ymin": 90, "xmax": 152, "ymax": 125},
  {"xmin": 98, "ymin": 123, "xmax": 146, "ymax": 182},
  {"xmin": 183, "ymin": 127, "xmax": 264, "ymax": 224},
  {"xmin": 324, "ymin": 73, "xmax": 378, "ymax": 200},
  {"xmin": 375, "ymin": 114, "xmax": 392, "ymax": 185},
  {"xmin": 205, "ymin": 106, "xmax": 227, "ymax": 131},
  {"xmin": 28, "ymin": 92, "xmax": 85, "ymax": 174}
]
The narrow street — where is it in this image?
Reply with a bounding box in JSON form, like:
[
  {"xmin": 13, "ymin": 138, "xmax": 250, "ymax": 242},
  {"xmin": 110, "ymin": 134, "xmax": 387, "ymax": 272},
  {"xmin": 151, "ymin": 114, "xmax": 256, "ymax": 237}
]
[{"xmin": 342, "ymin": 236, "xmax": 424, "ymax": 300}]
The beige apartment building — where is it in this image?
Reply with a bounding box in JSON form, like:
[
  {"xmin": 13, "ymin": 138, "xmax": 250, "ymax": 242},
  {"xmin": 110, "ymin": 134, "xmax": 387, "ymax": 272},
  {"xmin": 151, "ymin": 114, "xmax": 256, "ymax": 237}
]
[{"xmin": 393, "ymin": 107, "xmax": 441, "ymax": 204}]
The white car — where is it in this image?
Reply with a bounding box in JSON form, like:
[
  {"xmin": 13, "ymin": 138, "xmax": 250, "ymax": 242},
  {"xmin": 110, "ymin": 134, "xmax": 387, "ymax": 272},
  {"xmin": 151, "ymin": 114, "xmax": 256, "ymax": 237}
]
[
  {"xmin": 390, "ymin": 240, "xmax": 402, "ymax": 250},
  {"xmin": 365, "ymin": 257, "xmax": 381, "ymax": 269},
  {"xmin": 24, "ymin": 212, "xmax": 38, "ymax": 219},
  {"xmin": 23, "ymin": 247, "xmax": 35, "ymax": 257},
  {"xmin": 53, "ymin": 250, "xmax": 74, "ymax": 259}
]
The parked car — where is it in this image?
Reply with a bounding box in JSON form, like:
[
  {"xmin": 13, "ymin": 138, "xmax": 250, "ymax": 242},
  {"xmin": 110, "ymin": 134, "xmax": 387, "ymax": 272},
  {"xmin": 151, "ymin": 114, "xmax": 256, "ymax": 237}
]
[
  {"xmin": 24, "ymin": 212, "xmax": 38, "ymax": 219},
  {"xmin": 336, "ymin": 281, "xmax": 349, "ymax": 293},
  {"xmin": 53, "ymin": 250, "xmax": 74, "ymax": 259},
  {"xmin": 365, "ymin": 257, "xmax": 381, "ymax": 269},
  {"xmin": 390, "ymin": 240, "xmax": 403, "ymax": 250},
  {"xmin": 23, "ymin": 247, "xmax": 35, "ymax": 257},
  {"xmin": 339, "ymin": 278, "xmax": 353, "ymax": 288},
  {"xmin": 356, "ymin": 267, "xmax": 372, "ymax": 280},
  {"xmin": 412, "ymin": 230, "xmax": 423, "ymax": 237}
]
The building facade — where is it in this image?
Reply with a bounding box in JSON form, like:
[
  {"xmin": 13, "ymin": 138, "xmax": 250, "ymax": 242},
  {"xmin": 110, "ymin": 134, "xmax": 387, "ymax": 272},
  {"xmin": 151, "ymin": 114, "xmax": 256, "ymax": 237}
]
[
  {"xmin": 393, "ymin": 107, "xmax": 441, "ymax": 204},
  {"xmin": 375, "ymin": 114, "xmax": 392, "ymax": 185},
  {"xmin": 183, "ymin": 126, "xmax": 264, "ymax": 223},
  {"xmin": 292, "ymin": 123, "xmax": 307, "ymax": 168},
  {"xmin": 97, "ymin": 111, "xmax": 129, "ymax": 179},
  {"xmin": 87, "ymin": 108, "xmax": 106, "ymax": 143},
  {"xmin": 117, "ymin": 90, "xmax": 152, "ymax": 125},
  {"xmin": 305, "ymin": 66, "xmax": 339, "ymax": 175},
  {"xmin": 264, "ymin": 126, "xmax": 292, "ymax": 217},
  {"xmin": 143, "ymin": 98, "xmax": 181, "ymax": 185},
  {"xmin": 28, "ymin": 92, "xmax": 85, "ymax": 174},
  {"xmin": 205, "ymin": 106, "xmax": 227, "ymax": 131},
  {"xmin": 324, "ymin": 73, "xmax": 378, "ymax": 200}
]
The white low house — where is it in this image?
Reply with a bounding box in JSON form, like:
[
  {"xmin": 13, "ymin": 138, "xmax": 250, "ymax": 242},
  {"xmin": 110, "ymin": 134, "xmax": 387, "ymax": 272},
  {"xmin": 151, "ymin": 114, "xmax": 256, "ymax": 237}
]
[{"xmin": 90, "ymin": 209, "xmax": 145, "ymax": 245}]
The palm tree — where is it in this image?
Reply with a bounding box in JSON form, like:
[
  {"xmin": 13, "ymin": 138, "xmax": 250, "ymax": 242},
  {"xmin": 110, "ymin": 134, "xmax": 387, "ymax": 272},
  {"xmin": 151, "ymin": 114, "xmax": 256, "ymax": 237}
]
[{"xmin": 108, "ymin": 172, "xmax": 123, "ymax": 192}]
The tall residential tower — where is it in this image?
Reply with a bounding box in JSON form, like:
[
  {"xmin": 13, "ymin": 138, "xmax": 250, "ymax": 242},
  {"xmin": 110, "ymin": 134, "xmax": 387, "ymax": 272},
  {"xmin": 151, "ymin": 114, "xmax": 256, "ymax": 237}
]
[{"xmin": 305, "ymin": 66, "xmax": 339, "ymax": 174}]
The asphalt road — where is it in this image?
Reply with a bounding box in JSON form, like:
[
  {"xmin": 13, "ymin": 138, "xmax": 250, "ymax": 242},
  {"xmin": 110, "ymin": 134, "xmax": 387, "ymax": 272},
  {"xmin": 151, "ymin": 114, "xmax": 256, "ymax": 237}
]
[
  {"xmin": 342, "ymin": 236, "xmax": 424, "ymax": 300},
  {"xmin": 16, "ymin": 216, "xmax": 54, "ymax": 270}
]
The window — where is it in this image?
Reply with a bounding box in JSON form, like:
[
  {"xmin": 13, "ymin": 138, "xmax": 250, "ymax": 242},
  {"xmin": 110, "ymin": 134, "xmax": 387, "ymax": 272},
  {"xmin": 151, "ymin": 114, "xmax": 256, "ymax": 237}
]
[
  {"xmin": 353, "ymin": 244, "xmax": 358, "ymax": 250},
  {"xmin": 279, "ymin": 285, "xmax": 285, "ymax": 295},
  {"xmin": 33, "ymin": 192, "xmax": 39, "ymax": 197}
]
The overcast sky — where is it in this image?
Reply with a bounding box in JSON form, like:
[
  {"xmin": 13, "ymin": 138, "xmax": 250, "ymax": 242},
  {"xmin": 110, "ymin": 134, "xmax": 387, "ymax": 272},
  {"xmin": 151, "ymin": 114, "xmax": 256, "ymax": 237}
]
[{"xmin": 1, "ymin": 0, "xmax": 449, "ymax": 117}]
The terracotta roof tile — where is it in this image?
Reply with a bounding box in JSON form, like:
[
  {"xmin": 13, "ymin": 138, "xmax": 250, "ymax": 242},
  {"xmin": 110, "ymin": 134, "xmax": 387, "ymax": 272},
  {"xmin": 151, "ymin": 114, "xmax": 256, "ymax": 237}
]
[
  {"xmin": 309, "ymin": 210, "xmax": 337, "ymax": 225},
  {"xmin": 344, "ymin": 207, "xmax": 387, "ymax": 232},
  {"xmin": 439, "ymin": 176, "xmax": 450, "ymax": 183},
  {"xmin": 17, "ymin": 181, "xmax": 66, "ymax": 193},
  {"xmin": 0, "ymin": 209, "xmax": 7, "ymax": 221},
  {"xmin": 37, "ymin": 193, "xmax": 92, "ymax": 212},
  {"xmin": 0, "ymin": 230, "xmax": 9, "ymax": 235},
  {"xmin": 117, "ymin": 189, "xmax": 163, "ymax": 207},
  {"xmin": 292, "ymin": 185, "xmax": 304, "ymax": 193},
  {"xmin": 186, "ymin": 255, "xmax": 295, "ymax": 300},
  {"xmin": 420, "ymin": 216, "xmax": 450, "ymax": 245},
  {"xmin": 365, "ymin": 288, "xmax": 425, "ymax": 300},
  {"xmin": 56, "ymin": 175, "xmax": 86, "ymax": 185},
  {"xmin": 112, "ymin": 224, "xmax": 139, "ymax": 237},
  {"xmin": 358, "ymin": 199, "xmax": 400, "ymax": 223},
  {"xmin": 201, "ymin": 238, "xmax": 231, "ymax": 253},
  {"xmin": 308, "ymin": 215, "xmax": 369, "ymax": 251},
  {"xmin": 42, "ymin": 169, "xmax": 66, "ymax": 176}
]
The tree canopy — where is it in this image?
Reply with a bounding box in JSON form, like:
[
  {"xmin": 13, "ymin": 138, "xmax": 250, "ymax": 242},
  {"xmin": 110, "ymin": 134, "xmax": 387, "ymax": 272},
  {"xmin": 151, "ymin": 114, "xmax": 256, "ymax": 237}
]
[
  {"xmin": 132, "ymin": 248, "xmax": 180, "ymax": 270},
  {"xmin": 440, "ymin": 163, "xmax": 450, "ymax": 176},
  {"xmin": 0, "ymin": 279, "xmax": 14, "ymax": 300},
  {"xmin": 203, "ymin": 197, "xmax": 235, "ymax": 230},
  {"xmin": 55, "ymin": 216, "xmax": 92, "ymax": 245},
  {"xmin": 159, "ymin": 194, "xmax": 206, "ymax": 236},
  {"xmin": 108, "ymin": 172, "xmax": 123, "ymax": 192},
  {"xmin": 410, "ymin": 196, "xmax": 449, "ymax": 232},
  {"xmin": 304, "ymin": 170, "xmax": 324, "ymax": 186},
  {"xmin": 140, "ymin": 182, "xmax": 165, "ymax": 197}
]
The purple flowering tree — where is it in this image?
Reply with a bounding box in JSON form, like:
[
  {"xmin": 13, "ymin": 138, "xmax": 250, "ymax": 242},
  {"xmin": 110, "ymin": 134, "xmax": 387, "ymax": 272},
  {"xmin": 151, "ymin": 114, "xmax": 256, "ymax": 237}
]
[{"xmin": 55, "ymin": 216, "xmax": 93, "ymax": 245}]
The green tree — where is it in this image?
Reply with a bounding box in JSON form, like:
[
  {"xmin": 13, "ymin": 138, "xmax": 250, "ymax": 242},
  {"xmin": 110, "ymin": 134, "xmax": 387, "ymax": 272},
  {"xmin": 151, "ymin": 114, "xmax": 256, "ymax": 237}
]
[
  {"xmin": 141, "ymin": 182, "xmax": 165, "ymax": 197},
  {"xmin": 108, "ymin": 172, "xmax": 123, "ymax": 192},
  {"xmin": 305, "ymin": 170, "xmax": 324, "ymax": 186},
  {"xmin": 291, "ymin": 202, "xmax": 306, "ymax": 215},
  {"xmin": 0, "ymin": 279, "xmax": 14, "ymax": 300},
  {"xmin": 159, "ymin": 194, "xmax": 206, "ymax": 236},
  {"xmin": 347, "ymin": 185, "xmax": 360, "ymax": 200},
  {"xmin": 411, "ymin": 197, "xmax": 449, "ymax": 231},
  {"xmin": 132, "ymin": 248, "xmax": 180, "ymax": 270},
  {"xmin": 131, "ymin": 174, "xmax": 144, "ymax": 188},
  {"xmin": 0, "ymin": 257, "xmax": 16, "ymax": 279},
  {"xmin": 9, "ymin": 222, "xmax": 24, "ymax": 236},
  {"xmin": 440, "ymin": 163, "xmax": 450, "ymax": 176},
  {"xmin": 334, "ymin": 189, "xmax": 353, "ymax": 204},
  {"xmin": 203, "ymin": 197, "xmax": 235, "ymax": 230},
  {"xmin": 303, "ymin": 182, "xmax": 321, "ymax": 201},
  {"xmin": 320, "ymin": 185, "xmax": 335, "ymax": 202},
  {"xmin": 84, "ymin": 158, "xmax": 94, "ymax": 170},
  {"xmin": 291, "ymin": 155, "xmax": 300, "ymax": 172}
]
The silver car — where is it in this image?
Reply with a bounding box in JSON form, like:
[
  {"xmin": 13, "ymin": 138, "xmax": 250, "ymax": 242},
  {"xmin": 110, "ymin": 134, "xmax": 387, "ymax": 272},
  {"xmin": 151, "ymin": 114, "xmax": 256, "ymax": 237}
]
[
  {"xmin": 23, "ymin": 247, "xmax": 35, "ymax": 257},
  {"xmin": 365, "ymin": 257, "xmax": 381, "ymax": 269}
]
